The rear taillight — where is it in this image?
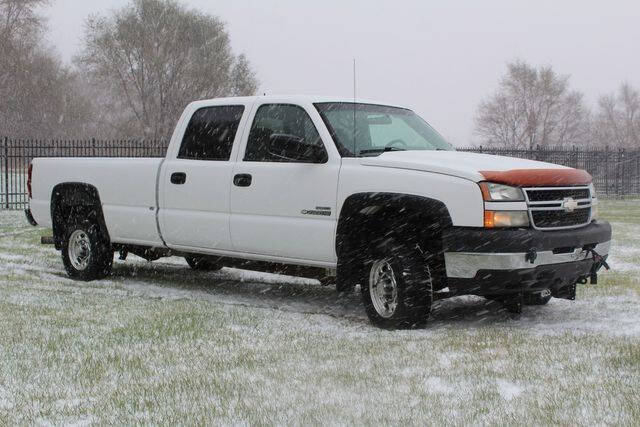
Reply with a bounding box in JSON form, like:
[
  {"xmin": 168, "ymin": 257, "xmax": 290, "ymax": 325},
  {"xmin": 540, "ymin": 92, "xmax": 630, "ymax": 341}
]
[{"xmin": 27, "ymin": 163, "xmax": 33, "ymax": 199}]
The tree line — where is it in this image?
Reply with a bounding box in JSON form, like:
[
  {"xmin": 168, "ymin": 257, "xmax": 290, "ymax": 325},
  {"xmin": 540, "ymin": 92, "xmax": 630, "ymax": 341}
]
[
  {"xmin": 2, "ymin": 1, "xmax": 637, "ymax": 148},
  {"xmin": 475, "ymin": 61, "xmax": 639, "ymax": 149},
  {"xmin": 0, "ymin": 0, "xmax": 258, "ymax": 140}
]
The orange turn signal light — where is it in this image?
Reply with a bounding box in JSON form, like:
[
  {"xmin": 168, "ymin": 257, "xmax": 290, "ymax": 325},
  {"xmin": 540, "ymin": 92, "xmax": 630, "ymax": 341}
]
[
  {"xmin": 484, "ymin": 210, "xmax": 529, "ymax": 228},
  {"xmin": 479, "ymin": 182, "xmax": 492, "ymax": 201},
  {"xmin": 484, "ymin": 211, "xmax": 495, "ymax": 228}
]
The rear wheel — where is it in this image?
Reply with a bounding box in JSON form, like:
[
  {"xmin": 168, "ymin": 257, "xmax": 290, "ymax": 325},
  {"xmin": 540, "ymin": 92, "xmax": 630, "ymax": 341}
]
[
  {"xmin": 360, "ymin": 240, "xmax": 433, "ymax": 328},
  {"xmin": 185, "ymin": 255, "xmax": 221, "ymax": 272},
  {"xmin": 61, "ymin": 218, "xmax": 113, "ymax": 281}
]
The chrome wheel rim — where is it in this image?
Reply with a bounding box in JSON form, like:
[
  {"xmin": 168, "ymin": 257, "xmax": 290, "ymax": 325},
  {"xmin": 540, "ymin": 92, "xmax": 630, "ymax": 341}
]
[
  {"xmin": 68, "ymin": 230, "xmax": 91, "ymax": 271},
  {"xmin": 369, "ymin": 259, "xmax": 398, "ymax": 318}
]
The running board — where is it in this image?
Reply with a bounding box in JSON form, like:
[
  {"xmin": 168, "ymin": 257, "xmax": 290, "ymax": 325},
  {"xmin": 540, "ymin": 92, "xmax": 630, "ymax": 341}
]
[{"xmin": 433, "ymin": 288, "xmax": 456, "ymax": 301}]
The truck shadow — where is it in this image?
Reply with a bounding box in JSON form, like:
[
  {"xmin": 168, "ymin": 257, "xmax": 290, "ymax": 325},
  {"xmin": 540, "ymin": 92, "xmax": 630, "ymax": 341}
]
[{"xmin": 106, "ymin": 259, "xmax": 526, "ymax": 327}]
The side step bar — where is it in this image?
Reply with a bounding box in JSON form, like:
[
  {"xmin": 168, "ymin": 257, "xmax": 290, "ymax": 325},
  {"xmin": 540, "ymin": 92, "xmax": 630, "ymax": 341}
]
[{"xmin": 41, "ymin": 236, "xmax": 55, "ymax": 245}]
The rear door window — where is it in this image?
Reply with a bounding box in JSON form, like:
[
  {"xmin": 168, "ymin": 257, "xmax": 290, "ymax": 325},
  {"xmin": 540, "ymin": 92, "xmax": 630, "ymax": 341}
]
[{"xmin": 178, "ymin": 105, "xmax": 245, "ymax": 160}]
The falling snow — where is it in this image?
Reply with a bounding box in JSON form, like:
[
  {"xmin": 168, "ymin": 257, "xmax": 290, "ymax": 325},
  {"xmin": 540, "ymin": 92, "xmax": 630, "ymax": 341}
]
[{"xmin": 0, "ymin": 201, "xmax": 639, "ymax": 424}]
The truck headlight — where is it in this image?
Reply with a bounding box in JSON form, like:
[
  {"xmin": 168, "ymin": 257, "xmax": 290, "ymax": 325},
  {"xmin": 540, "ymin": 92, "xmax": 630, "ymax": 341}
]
[
  {"xmin": 479, "ymin": 182, "xmax": 525, "ymax": 201},
  {"xmin": 484, "ymin": 211, "xmax": 529, "ymax": 228}
]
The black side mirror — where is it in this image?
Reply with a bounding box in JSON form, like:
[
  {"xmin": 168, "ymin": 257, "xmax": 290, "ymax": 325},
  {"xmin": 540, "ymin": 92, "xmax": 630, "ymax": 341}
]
[{"xmin": 267, "ymin": 133, "xmax": 327, "ymax": 163}]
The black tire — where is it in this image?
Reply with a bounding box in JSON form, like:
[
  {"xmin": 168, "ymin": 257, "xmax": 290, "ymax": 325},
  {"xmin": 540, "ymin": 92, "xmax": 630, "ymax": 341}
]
[
  {"xmin": 360, "ymin": 239, "xmax": 433, "ymax": 329},
  {"xmin": 523, "ymin": 290, "xmax": 552, "ymax": 306},
  {"xmin": 185, "ymin": 255, "xmax": 221, "ymax": 272},
  {"xmin": 535, "ymin": 295, "xmax": 552, "ymax": 305},
  {"xmin": 501, "ymin": 293, "xmax": 524, "ymax": 314},
  {"xmin": 61, "ymin": 218, "xmax": 113, "ymax": 281}
]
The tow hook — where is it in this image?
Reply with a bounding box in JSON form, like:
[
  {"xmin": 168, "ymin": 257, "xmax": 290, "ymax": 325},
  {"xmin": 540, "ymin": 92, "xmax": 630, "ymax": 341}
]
[
  {"xmin": 586, "ymin": 248, "xmax": 610, "ymax": 284},
  {"xmin": 525, "ymin": 248, "xmax": 537, "ymax": 264}
]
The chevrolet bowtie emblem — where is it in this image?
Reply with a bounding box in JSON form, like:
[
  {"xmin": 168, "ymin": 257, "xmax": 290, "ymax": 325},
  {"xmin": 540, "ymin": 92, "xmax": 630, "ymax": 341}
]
[{"xmin": 562, "ymin": 197, "xmax": 579, "ymax": 213}]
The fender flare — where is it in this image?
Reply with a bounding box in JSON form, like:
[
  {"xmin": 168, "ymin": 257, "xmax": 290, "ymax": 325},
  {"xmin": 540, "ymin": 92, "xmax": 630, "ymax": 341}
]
[
  {"xmin": 50, "ymin": 182, "xmax": 109, "ymax": 249},
  {"xmin": 335, "ymin": 192, "xmax": 453, "ymax": 257}
]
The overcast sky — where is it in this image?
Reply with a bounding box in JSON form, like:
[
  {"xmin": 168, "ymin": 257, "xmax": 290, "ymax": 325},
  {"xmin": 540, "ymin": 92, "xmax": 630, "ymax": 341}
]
[{"xmin": 42, "ymin": 0, "xmax": 640, "ymax": 146}]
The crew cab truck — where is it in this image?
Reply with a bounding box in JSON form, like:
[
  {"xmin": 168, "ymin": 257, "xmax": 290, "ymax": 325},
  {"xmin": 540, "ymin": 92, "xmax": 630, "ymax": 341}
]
[{"xmin": 26, "ymin": 95, "xmax": 612, "ymax": 328}]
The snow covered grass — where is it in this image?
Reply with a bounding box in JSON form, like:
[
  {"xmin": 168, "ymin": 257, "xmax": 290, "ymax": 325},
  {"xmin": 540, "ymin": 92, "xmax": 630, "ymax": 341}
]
[{"xmin": 0, "ymin": 201, "xmax": 639, "ymax": 424}]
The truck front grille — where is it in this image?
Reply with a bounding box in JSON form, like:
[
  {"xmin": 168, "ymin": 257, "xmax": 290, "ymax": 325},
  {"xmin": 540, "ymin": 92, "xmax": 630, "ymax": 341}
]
[
  {"xmin": 524, "ymin": 187, "xmax": 593, "ymax": 230},
  {"xmin": 526, "ymin": 188, "xmax": 590, "ymax": 202},
  {"xmin": 530, "ymin": 208, "xmax": 592, "ymax": 228}
]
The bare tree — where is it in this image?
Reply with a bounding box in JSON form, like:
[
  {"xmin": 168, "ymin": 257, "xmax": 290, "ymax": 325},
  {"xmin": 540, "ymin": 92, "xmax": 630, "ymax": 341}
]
[
  {"xmin": 0, "ymin": 0, "xmax": 49, "ymax": 136},
  {"xmin": 0, "ymin": 0, "xmax": 45, "ymax": 54},
  {"xmin": 230, "ymin": 54, "xmax": 259, "ymax": 97},
  {"xmin": 0, "ymin": 0, "xmax": 97, "ymax": 138},
  {"xmin": 475, "ymin": 61, "xmax": 590, "ymax": 149},
  {"xmin": 77, "ymin": 0, "xmax": 259, "ymax": 139},
  {"xmin": 593, "ymin": 82, "xmax": 640, "ymax": 149}
]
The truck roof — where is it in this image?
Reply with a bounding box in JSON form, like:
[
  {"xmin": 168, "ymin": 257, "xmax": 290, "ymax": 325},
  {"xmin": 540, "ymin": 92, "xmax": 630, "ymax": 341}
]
[{"xmin": 189, "ymin": 95, "xmax": 409, "ymax": 110}]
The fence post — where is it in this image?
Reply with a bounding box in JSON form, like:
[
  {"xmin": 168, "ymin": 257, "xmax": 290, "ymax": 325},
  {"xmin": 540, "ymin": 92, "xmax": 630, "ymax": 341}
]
[
  {"xmin": 4, "ymin": 137, "xmax": 8, "ymax": 209},
  {"xmin": 616, "ymin": 148, "xmax": 621, "ymax": 197},
  {"xmin": 620, "ymin": 148, "xmax": 626, "ymax": 198},
  {"xmin": 637, "ymin": 149, "xmax": 640, "ymax": 195},
  {"xmin": 604, "ymin": 146, "xmax": 609, "ymax": 196}
]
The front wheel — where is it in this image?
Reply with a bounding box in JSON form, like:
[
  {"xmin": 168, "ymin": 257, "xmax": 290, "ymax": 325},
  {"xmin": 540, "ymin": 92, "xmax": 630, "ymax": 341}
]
[
  {"xmin": 61, "ymin": 218, "xmax": 113, "ymax": 281},
  {"xmin": 360, "ymin": 241, "xmax": 433, "ymax": 329}
]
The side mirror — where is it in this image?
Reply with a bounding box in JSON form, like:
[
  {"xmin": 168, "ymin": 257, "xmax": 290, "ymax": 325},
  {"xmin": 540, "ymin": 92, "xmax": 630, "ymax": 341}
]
[{"xmin": 267, "ymin": 133, "xmax": 327, "ymax": 163}]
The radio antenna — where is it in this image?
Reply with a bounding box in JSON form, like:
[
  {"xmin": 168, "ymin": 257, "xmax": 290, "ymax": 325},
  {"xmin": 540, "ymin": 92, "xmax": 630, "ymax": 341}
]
[{"xmin": 353, "ymin": 58, "xmax": 356, "ymax": 156}]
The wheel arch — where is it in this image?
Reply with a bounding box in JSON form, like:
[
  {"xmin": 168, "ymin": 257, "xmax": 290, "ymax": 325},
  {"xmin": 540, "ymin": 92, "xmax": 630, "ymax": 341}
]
[
  {"xmin": 51, "ymin": 182, "xmax": 110, "ymax": 250},
  {"xmin": 335, "ymin": 192, "xmax": 453, "ymax": 290}
]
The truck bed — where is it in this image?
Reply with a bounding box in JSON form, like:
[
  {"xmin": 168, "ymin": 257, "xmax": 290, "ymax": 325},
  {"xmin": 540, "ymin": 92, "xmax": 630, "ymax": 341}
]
[{"xmin": 30, "ymin": 157, "xmax": 164, "ymax": 246}]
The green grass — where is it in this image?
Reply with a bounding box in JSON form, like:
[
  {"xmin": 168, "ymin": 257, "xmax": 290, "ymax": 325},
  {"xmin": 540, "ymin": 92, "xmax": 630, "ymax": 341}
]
[{"xmin": 0, "ymin": 200, "xmax": 638, "ymax": 424}]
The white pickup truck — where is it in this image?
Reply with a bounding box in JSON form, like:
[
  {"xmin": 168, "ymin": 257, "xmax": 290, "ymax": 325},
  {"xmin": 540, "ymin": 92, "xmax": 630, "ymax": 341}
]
[{"xmin": 26, "ymin": 95, "xmax": 612, "ymax": 328}]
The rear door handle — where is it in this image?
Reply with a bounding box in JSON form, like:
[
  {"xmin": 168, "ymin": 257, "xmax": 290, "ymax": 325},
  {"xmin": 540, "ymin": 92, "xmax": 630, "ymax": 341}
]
[
  {"xmin": 171, "ymin": 172, "xmax": 186, "ymax": 185},
  {"xmin": 233, "ymin": 173, "xmax": 252, "ymax": 187}
]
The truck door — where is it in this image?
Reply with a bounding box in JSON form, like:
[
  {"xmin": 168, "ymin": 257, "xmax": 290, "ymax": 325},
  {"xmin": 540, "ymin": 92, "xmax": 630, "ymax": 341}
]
[
  {"xmin": 229, "ymin": 102, "xmax": 340, "ymax": 263},
  {"xmin": 160, "ymin": 103, "xmax": 248, "ymax": 251}
]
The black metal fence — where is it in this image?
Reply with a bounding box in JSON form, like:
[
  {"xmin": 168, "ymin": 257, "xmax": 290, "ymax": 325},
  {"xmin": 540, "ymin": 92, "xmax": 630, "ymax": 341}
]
[
  {"xmin": 1, "ymin": 137, "xmax": 639, "ymax": 210},
  {"xmin": 1, "ymin": 138, "xmax": 167, "ymax": 209},
  {"xmin": 461, "ymin": 146, "xmax": 640, "ymax": 198}
]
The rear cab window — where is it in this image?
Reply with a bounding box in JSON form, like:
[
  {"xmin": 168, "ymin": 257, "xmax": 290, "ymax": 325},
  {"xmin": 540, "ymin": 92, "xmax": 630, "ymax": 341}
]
[{"xmin": 178, "ymin": 105, "xmax": 245, "ymax": 161}]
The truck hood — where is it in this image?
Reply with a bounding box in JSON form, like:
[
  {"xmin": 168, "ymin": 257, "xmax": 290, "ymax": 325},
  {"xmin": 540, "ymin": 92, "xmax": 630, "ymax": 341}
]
[{"xmin": 359, "ymin": 150, "xmax": 592, "ymax": 186}]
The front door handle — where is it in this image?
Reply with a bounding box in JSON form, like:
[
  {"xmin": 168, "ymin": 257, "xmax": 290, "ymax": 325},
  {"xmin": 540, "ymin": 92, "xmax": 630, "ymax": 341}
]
[
  {"xmin": 233, "ymin": 173, "xmax": 252, "ymax": 187},
  {"xmin": 171, "ymin": 172, "xmax": 186, "ymax": 185}
]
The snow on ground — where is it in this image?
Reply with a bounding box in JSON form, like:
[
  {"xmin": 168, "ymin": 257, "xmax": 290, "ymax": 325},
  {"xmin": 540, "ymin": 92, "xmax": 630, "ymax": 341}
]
[{"xmin": 0, "ymin": 201, "xmax": 639, "ymax": 424}]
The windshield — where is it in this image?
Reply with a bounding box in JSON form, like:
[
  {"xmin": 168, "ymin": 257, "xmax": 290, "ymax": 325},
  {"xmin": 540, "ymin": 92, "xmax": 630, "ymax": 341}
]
[{"xmin": 314, "ymin": 102, "xmax": 453, "ymax": 157}]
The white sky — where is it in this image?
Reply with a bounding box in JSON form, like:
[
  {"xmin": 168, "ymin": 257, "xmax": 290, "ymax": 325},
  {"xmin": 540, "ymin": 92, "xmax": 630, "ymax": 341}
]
[{"xmin": 42, "ymin": 0, "xmax": 640, "ymax": 146}]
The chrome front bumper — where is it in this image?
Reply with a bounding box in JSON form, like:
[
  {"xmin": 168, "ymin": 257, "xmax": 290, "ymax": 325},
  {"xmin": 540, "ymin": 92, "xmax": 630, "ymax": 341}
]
[{"xmin": 444, "ymin": 241, "xmax": 611, "ymax": 279}]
